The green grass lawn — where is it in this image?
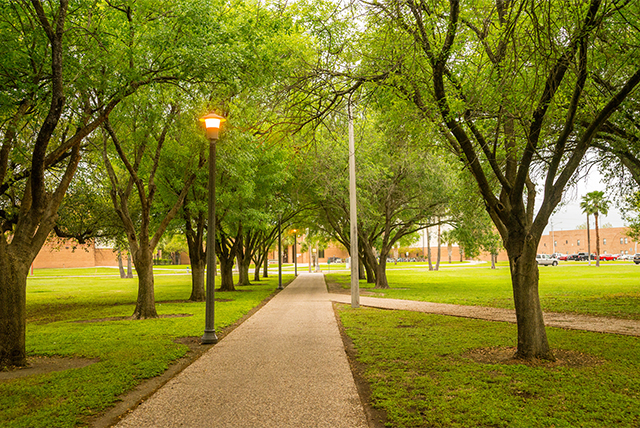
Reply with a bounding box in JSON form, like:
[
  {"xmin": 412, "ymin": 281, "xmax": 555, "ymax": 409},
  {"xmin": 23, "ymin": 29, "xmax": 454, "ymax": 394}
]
[
  {"xmin": 338, "ymin": 305, "xmax": 640, "ymax": 428},
  {"xmin": 1, "ymin": 268, "xmax": 292, "ymax": 428},
  {"xmin": 327, "ymin": 263, "xmax": 640, "ymax": 319}
]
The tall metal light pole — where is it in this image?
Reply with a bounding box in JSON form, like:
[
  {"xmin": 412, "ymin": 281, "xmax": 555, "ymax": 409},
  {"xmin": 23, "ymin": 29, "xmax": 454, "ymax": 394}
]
[
  {"xmin": 292, "ymin": 229, "xmax": 298, "ymax": 276},
  {"xmin": 278, "ymin": 213, "xmax": 283, "ymax": 289},
  {"xmin": 199, "ymin": 112, "xmax": 225, "ymax": 345},
  {"xmin": 348, "ymin": 99, "xmax": 360, "ymax": 308}
]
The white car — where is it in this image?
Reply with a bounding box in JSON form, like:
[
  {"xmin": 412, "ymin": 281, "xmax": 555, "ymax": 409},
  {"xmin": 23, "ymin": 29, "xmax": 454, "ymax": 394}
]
[{"xmin": 536, "ymin": 254, "xmax": 558, "ymax": 266}]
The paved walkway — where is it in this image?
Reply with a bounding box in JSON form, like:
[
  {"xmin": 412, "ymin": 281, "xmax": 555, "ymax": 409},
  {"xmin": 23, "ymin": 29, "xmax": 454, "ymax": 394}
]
[
  {"xmin": 329, "ymin": 294, "xmax": 640, "ymax": 336},
  {"xmin": 116, "ymin": 273, "xmax": 367, "ymax": 428}
]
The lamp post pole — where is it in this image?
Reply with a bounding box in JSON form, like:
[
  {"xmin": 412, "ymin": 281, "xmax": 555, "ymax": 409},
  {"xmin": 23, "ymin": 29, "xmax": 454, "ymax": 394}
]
[
  {"xmin": 278, "ymin": 213, "xmax": 283, "ymax": 289},
  {"xmin": 293, "ymin": 230, "xmax": 298, "ymax": 277},
  {"xmin": 200, "ymin": 113, "xmax": 225, "ymax": 345},
  {"xmin": 348, "ymin": 99, "xmax": 360, "ymax": 308}
]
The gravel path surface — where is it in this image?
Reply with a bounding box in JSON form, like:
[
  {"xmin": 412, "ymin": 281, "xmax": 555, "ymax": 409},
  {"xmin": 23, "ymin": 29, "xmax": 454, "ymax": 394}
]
[
  {"xmin": 115, "ymin": 273, "xmax": 367, "ymax": 428},
  {"xmin": 329, "ymin": 294, "xmax": 640, "ymax": 336}
]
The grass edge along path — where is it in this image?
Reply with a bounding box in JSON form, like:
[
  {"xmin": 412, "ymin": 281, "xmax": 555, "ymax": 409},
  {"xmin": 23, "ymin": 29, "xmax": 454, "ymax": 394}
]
[
  {"xmin": 1, "ymin": 271, "xmax": 294, "ymax": 428},
  {"xmin": 326, "ymin": 263, "xmax": 640, "ymax": 320},
  {"xmin": 337, "ymin": 304, "xmax": 640, "ymax": 428}
]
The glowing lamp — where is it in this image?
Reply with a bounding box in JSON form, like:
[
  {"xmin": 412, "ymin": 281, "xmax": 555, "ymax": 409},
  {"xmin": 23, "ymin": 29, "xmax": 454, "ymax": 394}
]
[{"xmin": 199, "ymin": 112, "xmax": 226, "ymax": 140}]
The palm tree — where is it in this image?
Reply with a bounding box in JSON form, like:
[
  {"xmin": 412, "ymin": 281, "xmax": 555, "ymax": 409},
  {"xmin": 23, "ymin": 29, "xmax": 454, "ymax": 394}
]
[
  {"xmin": 580, "ymin": 196, "xmax": 592, "ymax": 266},
  {"xmin": 583, "ymin": 191, "xmax": 610, "ymax": 267}
]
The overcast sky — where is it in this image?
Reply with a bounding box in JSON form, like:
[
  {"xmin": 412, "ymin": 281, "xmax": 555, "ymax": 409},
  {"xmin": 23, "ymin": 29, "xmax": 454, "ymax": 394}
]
[{"xmin": 541, "ymin": 170, "xmax": 625, "ymax": 235}]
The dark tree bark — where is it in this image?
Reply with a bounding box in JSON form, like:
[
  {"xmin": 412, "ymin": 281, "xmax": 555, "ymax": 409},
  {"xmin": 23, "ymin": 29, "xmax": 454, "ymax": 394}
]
[
  {"xmin": 216, "ymin": 227, "xmax": 241, "ymax": 292},
  {"xmin": 126, "ymin": 253, "xmax": 133, "ymax": 278},
  {"xmin": 118, "ymin": 251, "xmax": 126, "ymax": 278},
  {"xmin": 184, "ymin": 198, "xmax": 206, "ymax": 301}
]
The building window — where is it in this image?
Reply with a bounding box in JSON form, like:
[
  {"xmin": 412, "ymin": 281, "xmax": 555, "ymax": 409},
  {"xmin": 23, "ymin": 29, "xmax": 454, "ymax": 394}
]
[
  {"xmin": 603, "ymin": 238, "xmax": 607, "ymax": 245},
  {"xmin": 625, "ymin": 238, "xmax": 628, "ymax": 244},
  {"xmin": 554, "ymin": 241, "xmax": 557, "ymax": 247},
  {"xmin": 319, "ymin": 249, "xmax": 325, "ymax": 259},
  {"xmin": 565, "ymin": 240, "xmax": 568, "ymax": 244},
  {"xmin": 621, "ymin": 238, "xmax": 625, "ymax": 244},
  {"xmin": 577, "ymin": 239, "xmax": 580, "ymax": 246}
]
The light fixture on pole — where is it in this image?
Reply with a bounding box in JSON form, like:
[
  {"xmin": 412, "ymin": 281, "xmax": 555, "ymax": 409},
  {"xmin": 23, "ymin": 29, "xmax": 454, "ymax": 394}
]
[
  {"xmin": 199, "ymin": 112, "xmax": 226, "ymax": 344},
  {"xmin": 292, "ymin": 229, "xmax": 298, "ymax": 276}
]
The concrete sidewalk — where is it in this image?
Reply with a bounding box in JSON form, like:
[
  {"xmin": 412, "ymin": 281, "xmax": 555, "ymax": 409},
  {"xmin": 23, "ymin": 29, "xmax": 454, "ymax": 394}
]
[{"xmin": 115, "ymin": 273, "xmax": 367, "ymax": 428}]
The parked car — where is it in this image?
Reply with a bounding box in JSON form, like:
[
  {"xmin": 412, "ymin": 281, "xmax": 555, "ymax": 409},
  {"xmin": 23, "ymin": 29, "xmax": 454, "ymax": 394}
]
[
  {"xmin": 619, "ymin": 254, "xmax": 634, "ymax": 261},
  {"xmin": 536, "ymin": 254, "xmax": 558, "ymax": 266},
  {"xmin": 634, "ymin": 254, "xmax": 640, "ymax": 265},
  {"xmin": 598, "ymin": 254, "xmax": 617, "ymax": 261},
  {"xmin": 557, "ymin": 254, "xmax": 568, "ymax": 261},
  {"xmin": 567, "ymin": 254, "xmax": 580, "ymax": 261}
]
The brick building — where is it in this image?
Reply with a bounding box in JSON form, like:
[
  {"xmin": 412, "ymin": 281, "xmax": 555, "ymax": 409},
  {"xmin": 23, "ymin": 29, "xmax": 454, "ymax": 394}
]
[{"xmin": 538, "ymin": 226, "xmax": 637, "ymax": 256}]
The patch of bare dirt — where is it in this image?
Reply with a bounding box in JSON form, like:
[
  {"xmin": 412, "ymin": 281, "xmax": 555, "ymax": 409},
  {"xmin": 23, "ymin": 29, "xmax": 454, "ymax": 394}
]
[
  {"xmin": 0, "ymin": 356, "xmax": 100, "ymax": 381},
  {"xmin": 462, "ymin": 346, "xmax": 605, "ymax": 368}
]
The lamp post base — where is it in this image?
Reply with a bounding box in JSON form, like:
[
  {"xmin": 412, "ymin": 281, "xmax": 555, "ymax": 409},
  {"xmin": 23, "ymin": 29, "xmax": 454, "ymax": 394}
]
[{"xmin": 201, "ymin": 330, "xmax": 218, "ymax": 344}]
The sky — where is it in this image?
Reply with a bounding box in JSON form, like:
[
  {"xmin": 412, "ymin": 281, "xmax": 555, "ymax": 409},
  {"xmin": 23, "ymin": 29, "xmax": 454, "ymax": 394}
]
[{"xmin": 541, "ymin": 170, "xmax": 626, "ymax": 236}]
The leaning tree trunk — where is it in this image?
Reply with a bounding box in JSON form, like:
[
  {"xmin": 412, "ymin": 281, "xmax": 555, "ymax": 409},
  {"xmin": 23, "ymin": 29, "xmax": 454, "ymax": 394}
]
[
  {"xmin": 131, "ymin": 249, "xmax": 158, "ymax": 319},
  {"xmin": 358, "ymin": 258, "xmax": 366, "ymax": 280},
  {"xmin": 0, "ymin": 243, "xmax": 32, "ymax": 368},
  {"xmin": 506, "ymin": 234, "xmax": 554, "ymax": 361}
]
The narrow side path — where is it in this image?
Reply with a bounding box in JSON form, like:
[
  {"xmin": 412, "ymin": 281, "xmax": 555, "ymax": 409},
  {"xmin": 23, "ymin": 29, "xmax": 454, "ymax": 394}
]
[
  {"xmin": 116, "ymin": 274, "xmax": 367, "ymax": 428},
  {"xmin": 330, "ymin": 294, "xmax": 640, "ymax": 336}
]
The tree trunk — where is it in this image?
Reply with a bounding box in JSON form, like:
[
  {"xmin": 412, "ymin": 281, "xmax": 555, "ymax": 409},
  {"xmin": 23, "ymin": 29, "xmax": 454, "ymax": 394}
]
[
  {"xmin": 237, "ymin": 255, "xmax": 251, "ymax": 286},
  {"xmin": 263, "ymin": 252, "xmax": 269, "ymax": 278},
  {"xmin": 375, "ymin": 254, "xmax": 389, "ymax": 289},
  {"xmin": 358, "ymin": 258, "xmax": 366, "ymax": 280},
  {"xmin": 126, "ymin": 253, "xmax": 133, "ymax": 278},
  {"xmin": 0, "ymin": 244, "xmax": 30, "ymax": 368},
  {"xmin": 595, "ymin": 214, "xmax": 600, "ymax": 267},
  {"xmin": 448, "ymin": 242, "xmax": 452, "ymax": 263},
  {"xmin": 427, "ymin": 229, "xmax": 433, "ymax": 271},
  {"xmin": 131, "ymin": 249, "xmax": 158, "ymax": 319},
  {"xmin": 117, "ymin": 251, "xmax": 126, "ymax": 278},
  {"xmin": 189, "ymin": 257, "xmax": 206, "ymax": 301},
  {"xmin": 219, "ymin": 253, "xmax": 235, "ymax": 291},
  {"xmin": 506, "ymin": 234, "xmax": 554, "ymax": 361},
  {"xmin": 491, "ymin": 253, "xmax": 496, "ymax": 269},
  {"xmin": 436, "ymin": 222, "xmax": 441, "ymax": 270},
  {"xmin": 253, "ymin": 260, "xmax": 261, "ymax": 282}
]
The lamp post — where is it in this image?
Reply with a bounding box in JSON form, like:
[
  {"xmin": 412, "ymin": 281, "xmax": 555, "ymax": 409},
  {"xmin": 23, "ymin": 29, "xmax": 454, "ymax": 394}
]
[
  {"xmin": 199, "ymin": 112, "xmax": 225, "ymax": 344},
  {"xmin": 292, "ymin": 229, "xmax": 298, "ymax": 276},
  {"xmin": 348, "ymin": 99, "xmax": 360, "ymax": 308},
  {"xmin": 278, "ymin": 213, "xmax": 283, "ymax": 289}
]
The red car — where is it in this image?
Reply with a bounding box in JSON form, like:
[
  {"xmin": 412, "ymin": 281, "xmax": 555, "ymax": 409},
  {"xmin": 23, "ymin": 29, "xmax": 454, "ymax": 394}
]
[
  {"xmin": 599, "ymin": 254, "xmax": 617, "ymax": 261},
  {"xmin": 557, "ymin": 255, "xmax": 568, "ymax": 261}
]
